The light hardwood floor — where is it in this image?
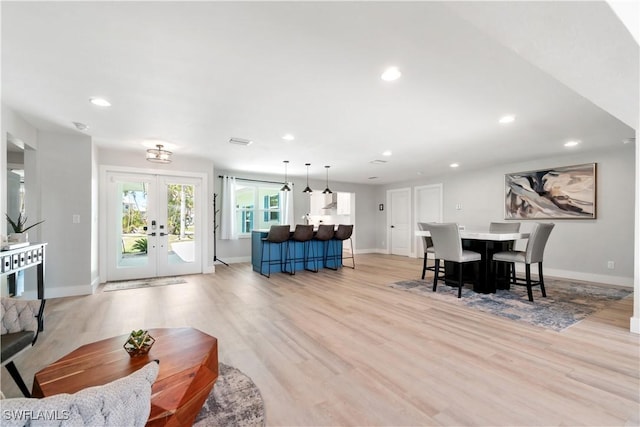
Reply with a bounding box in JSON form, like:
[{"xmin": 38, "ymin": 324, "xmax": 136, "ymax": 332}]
[{"xmin": 2, "ymin": 254, "xmax": 638, "ymax": 426}]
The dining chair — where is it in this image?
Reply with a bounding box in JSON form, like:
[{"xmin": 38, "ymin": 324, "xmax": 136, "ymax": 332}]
[
  {"xmin": 489, "ymin": 222, "xmax": 521, "ymax": 233},
  {"xmin": 492, "ymin": 222, "xmax": 555, "ymax": 302},
  {"xmin": 417, "ymin": 222, "xmax": 438, "ymax": 280},
  {"xmin": 260, "ymin": 225, "xmax": 291, "ymax": 278},
  {"xmin": 426, "ymin": 223, "xmax": 481, "ymax": 298}
]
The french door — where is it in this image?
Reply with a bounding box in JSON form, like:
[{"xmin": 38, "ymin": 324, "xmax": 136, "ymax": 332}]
[{"xmin": 106, "ymin": 172, "xmax": 202, "ymax": 281}]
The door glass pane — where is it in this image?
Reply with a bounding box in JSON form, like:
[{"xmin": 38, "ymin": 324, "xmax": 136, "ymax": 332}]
[
  {"xmin": 117, "ymin": 181, "xmax": 149, "ymax": 268},
  {"xmin": 166, "ymin": 183, "xmax": 196, "ymax": 265}
]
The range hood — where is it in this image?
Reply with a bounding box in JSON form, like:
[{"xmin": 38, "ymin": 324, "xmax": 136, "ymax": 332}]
[{"xmin": 322, "ymin": 193, "xmax": 338, "ymax": 210}]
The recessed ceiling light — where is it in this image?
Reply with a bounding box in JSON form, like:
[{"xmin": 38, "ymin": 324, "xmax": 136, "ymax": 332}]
[
  {"xmin": 564, "ymin": 140, "xmax": 580, "ymax": 147},
  {"xmin": 89, "ymin": 97, "xmax": 111, "ymax": 107},
  {"xmin": 381, "ymin": 66, "xmax": 401, "ymax": 81},
  {"xmin": 382, "ymin": 150, "xmax": 392, "ymax": 156},
  {"xmin": 499, "ymin": 115, "xmax": 515, "ymax": 124},
  {"xmin": 282, "ymin": 134, "xmax": 295, "ymax": 141},
  {"xmin": 450, "ymin": 163, "xmax": 460, "ymax": 168}
]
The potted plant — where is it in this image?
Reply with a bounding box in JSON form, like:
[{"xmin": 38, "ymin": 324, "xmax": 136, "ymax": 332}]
[
  {"xmin": 5, "ymin": 213, "xmax": 45, "ymax": 243},
  {"xmin": 123, "ymin": 329, "xmax": 155, "ymax": 357}
]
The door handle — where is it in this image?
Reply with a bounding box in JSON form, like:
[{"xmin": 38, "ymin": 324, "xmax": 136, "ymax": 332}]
[
  {"xmin": 390, "ymin": 225, "xmax": 395, "ymax": 228},
  {"xmin": 147, "ymin": 232, "xmax": 157, "ymax": 237},
  {"xmin": 159, "ymin": 232, "xmax": 167, "ymax": 236}
]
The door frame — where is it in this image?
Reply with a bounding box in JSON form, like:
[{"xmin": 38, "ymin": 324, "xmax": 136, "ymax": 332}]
[
  {"xmin": 99, "ymin": 165, "xmax": 209, "ymax": 284},
  {"xmin": 413, "ymin": 183, "xmax": 443, "ymax": 258},
  {"xmin": 386, "ymin": 187, "xmax": 412, "ymax": 256}
]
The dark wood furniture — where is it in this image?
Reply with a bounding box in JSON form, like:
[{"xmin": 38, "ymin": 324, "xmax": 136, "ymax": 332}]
[{"xmin": 32, "ymin": 327, "xmax": 218, "ymax": 426}]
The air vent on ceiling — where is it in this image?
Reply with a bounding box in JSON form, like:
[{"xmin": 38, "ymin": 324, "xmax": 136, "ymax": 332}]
[
  {"xmin": 368, "ymin": 176, "xmax": 379, "ymax": 180},
  {"xmin": 370, "ymin": 160, "xmax": 387, "ymax": 165},
  {"xmin": 229, "ymin": 137, "xmax": 253, "ymax": 146}
]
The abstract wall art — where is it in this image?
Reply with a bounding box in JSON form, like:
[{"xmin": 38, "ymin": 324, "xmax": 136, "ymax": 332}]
[{"xmin": 504, "ymin": 163, "xmax": 596, "ymax": 219}]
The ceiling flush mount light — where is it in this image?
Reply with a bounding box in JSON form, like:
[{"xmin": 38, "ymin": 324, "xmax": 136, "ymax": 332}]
[
  {"xmin": 89, "ymin": 97, "xmax": 111, "ymax": 107},
  {"xmin": 282, "ymin": 134, "xmax": 295, "ymax": 141},
  {"xmin": 229, "ymin": 137, "xmax": 253, "ymax": 146},
  {"xmin": 72, "ymin": 121, "xmax": 89, "ymax": 131},
  {"xmin": 303, "ymin": 163, "xmax": 313, "ymax": 193},
  {"xmin": 382, "ymin": 150, "xmax": 392, "ymax": 156},
  {"xmin": 281, "ymin": 160, "xmax": 291, "ymax": 192},
  {"xmin": 322, "ymin": 165, "xmax": 332, "ymax": 194},
  {"xmin": 146, "ymin": 144, "xmax": 172, "ymax": 164},
  {"xmin": 450, "ymin": 163, "xmax": 460, "ymax": 168},
  {"xmin": 564, "ymin": 140, "xmax": 580, "ymax": 147},
  {"xmin": 370, "ymin": 159, "xmax": 388, "ymax": 165},
  {"xmin": 499, "ymin": 115, "xmax": 515, "ymax": 124},
  {"xmin": 381, "ymin": 66, "xmax": 401, "ymax": 81}
]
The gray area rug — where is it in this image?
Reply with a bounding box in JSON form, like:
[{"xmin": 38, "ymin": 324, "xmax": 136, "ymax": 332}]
[
  {"xmin": 389, "ymin": 278, "xmax": 632, "ymax": 331},
  {"xmin": 102, "ymin": 277, "xmax": 186, "ymax": 292},
  {"xmin": 194, "ymin": 363, "xmax": 266, "ymax": 427}
]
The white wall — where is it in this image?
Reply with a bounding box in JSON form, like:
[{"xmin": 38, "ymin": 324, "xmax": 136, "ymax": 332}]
[{"xmin": 376, "ymin": 145, "xmax": 635, "ymax": 286}]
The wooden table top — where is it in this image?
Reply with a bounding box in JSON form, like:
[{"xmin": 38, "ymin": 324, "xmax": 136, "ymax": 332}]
[{"xmin": 32, "ymin": 327, "xmax": 218, "ymax": 427}]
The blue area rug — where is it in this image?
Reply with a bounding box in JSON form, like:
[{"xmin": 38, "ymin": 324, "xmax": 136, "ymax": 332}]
[{"xmin": 389, "ymin": 278, "xmax": 632, "ymax": 331}]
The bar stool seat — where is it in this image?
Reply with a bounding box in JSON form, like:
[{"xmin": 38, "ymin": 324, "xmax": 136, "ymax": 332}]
[
  {"xmin": 284, "ymin": 224, "xmax": 318, "ymax": 274},
  {"xmin": 314, "ymin": 224, "xmax": 337, "ymax": 270},
  {"xmin": 260, "ymin": 225, "xmax": 291, "ymax": 278}
]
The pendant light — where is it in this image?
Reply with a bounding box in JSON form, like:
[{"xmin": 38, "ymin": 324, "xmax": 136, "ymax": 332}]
[
  {"xmin": 146, "ymin": 144, "xmax": 172, "ymax": 164},
  {"xmin": 280, "ymin": 160, "xmax": 291, "ymax": 191},
  {"xmin": 322, "ymin": 165, "xmax": 332, "ymax": 194},
  {"xmin": 303, "ymin": 163, "xmax": 313, "ymax": 193}
]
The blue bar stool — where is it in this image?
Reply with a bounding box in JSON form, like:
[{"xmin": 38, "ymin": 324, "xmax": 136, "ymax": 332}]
[
  {"xmin": 314, "ymin": 224, "xmax": 337, "ymax": 270},
  {"xmin": 260, "ymin": 225, "xmax": 291, "ymax": 278},
  {"xmin": 284, "ymin": 224, "xmax": 318, "ymax": 274}
]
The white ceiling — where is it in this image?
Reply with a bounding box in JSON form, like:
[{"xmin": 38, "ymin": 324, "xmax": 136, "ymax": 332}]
[{"xmin": 2, "ymin": 1, "xmax": 637, "ymax": 184}]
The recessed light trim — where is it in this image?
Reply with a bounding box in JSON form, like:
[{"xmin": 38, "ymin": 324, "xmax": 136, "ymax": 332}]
[
  {"xmin": 450, "ymin": 163, "xmax": 460, "ymax": 168},
  {"xmin": 564, "ymin": 140, "xmax": 580, "ymax": 147},
  {"xmin": 382, "ymin": 150, "xmax": 392, "ymax": 156},
  {"xmin": 89, "ymin": 97, "xmax": 111, "ymax": 107},
  {"xmin": 381, "ymin": 66, "xmax": 401, "ymax": 81},
  {"xmin": 72, "ymin": 121, "xmax": 89, "ymax": 131},
  {"xmin": 499, "ymin": 115, "xmax": 515, "ymax": 124},
  {"xmin": 282, "ymin": 134, "xmax": 295, "ymax": 141}
]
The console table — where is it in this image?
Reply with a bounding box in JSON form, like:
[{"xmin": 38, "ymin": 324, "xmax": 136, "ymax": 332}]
[{"xmin": 0, "ymin": 242, "xmax": 47, "ymax": 330}]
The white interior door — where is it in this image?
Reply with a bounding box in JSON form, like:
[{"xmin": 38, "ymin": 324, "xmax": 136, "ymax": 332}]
[
  {"xmin": 388, "ymin": 188, "xmax": 411, "ymax": 256},
  {"xmin": 414, "ymin": 184, "xmax": 443, "ymax": 256},
  {"xmin": 107, "ymin": 172, "xmax": 202, "ymax": 281}
]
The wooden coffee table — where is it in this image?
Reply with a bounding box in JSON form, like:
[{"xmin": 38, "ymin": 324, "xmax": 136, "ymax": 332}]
[{"xmin": 32, "ymin": 327, "xmax": 218, "ymax": 426}]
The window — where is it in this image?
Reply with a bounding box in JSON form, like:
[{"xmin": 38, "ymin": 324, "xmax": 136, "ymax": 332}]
[{"xmin": 235, "ymin": 182, "xmax": 281, "ymax": 236}]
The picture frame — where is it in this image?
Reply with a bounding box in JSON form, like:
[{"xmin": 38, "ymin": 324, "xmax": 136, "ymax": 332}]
[{"xmin": 504, "ymin": 163, "xmax": 596, "ymax": 219}]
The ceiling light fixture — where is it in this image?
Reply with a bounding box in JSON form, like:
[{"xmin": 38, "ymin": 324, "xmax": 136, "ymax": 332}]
[
  {"xmin": 282, "ymin": 134, "xmax": 295, "ymax": 141},
  {"xmin": 564, "ymin": 140, "xmax": 580, "ymax": 147},
  {"xmin": 381, "ymin": 66, "xmax": 402, "ymax": 81},
  {"xmin": 499, "ymin": 115, "xmax": 515, "ymax": 124},
  {"xmin": 72, "ymin": 121, "xmax": 89, "ymax": 131},
  {"xmin": 229, "ymin": 137, "xmax": 253, "ymax": 146},
  {"xmin": 370, "ymin": 160, "xmax": 388, "ymax": 165},
  {"xmin": 146, "ymin": 144, "xmax": 172, "ymax": 164},
  {"xmin": 382, "ymin": 150, "xmax": 392, "ymax": 156},
  {"xmin": 303, "ymin": 163, "xmax": 313, "ymax": 193},
  {"xmin": 450, "ymin": 163, "xmax": 460, "ymax": 168},
  {"xmin": 281, "ymin": 160, "xmax": 291, "ymax": 192},
  {"xmin": 89, "ymin": 97, "xmax": 111, "ymax": 107},
  {"xmin": 322, "ymin": 165, "xmax": 332, "ymax": 194}
]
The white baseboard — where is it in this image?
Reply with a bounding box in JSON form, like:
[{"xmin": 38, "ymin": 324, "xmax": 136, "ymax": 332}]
[
  {"xmin": 215, "ymin": 256, "xmax": 251, "ymax": 264},
  {"xmin": 204, "ymin": 265, "xmax": 216, "ymax": 273},
  {"xmin": 630, "ymin": 317, "xmax": 640, "ymax": 334},
  {"xmin": 26, "ymin": 284, "xmax": 94, "ymax": 299},
  {"xmin": 542, "ymin": 267, "xmax": 633, "ymax": 287}
]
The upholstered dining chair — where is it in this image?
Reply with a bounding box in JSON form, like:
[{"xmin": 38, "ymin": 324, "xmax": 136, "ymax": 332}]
[
  {"xmin": 492, "ymin": 222, "xmax": 555, "ymax": 302},
  {"xmin": 417, "ymin": 222, "xmax": 437, "ymax": 280},
  {"xmin": 489, "ymin": 222, "xmax": 521, "ymax": 233},
  {"xmin": 260, "ymin": 225, "xmax": 291, "ymax": 278},
  {"xmin": 1, "ymin": 296, "xmax": 44, "ymax": 397},
  {"xmin": 426, "ymin": 223, "xmax": 481, "ymax": 298}
]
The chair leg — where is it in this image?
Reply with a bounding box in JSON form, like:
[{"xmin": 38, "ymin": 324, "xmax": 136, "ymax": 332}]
[
  {"xmin": 510, "ymin": 262, "xmax": 517, "ymax": 287},
  {"xmin": 433, "ymin": 259, "xmax": 440, "ymax": 292},
  {"xmin": 458, "ymin": 262, "xmax": 463, "ymax": 298},
  {"xmin": 260, "ymin": 241, "xmax": 271, "ymax": 278},
  {"xmin": 6, "ymin": 361, "xmax": 31, "ymax": 397},
  {"xmin": 304, "ymin": 241, "xmax": 318, "ymax": 273},
  {"xmin": 538, "ymin": 262, "xmax": 547, "ymax": 297},
  {"xmin": 325, "ymin": 240, "xmax": 338, "ymax": 270},
  {"xmin": 422, "ymin": 253, "xmax": 427, "ymax": 280},
  {"xmin": 525, "ymin": 264, "xmax": 534, "ymax": 302}
]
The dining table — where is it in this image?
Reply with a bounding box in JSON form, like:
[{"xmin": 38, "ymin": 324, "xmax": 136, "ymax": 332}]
[{"xmin": 415, "ymin": 230, "xmax": 529, "ymax": 293}]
